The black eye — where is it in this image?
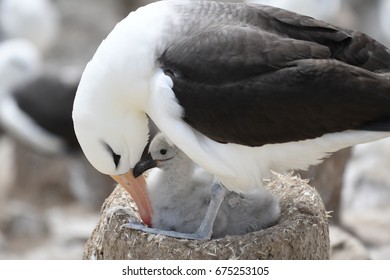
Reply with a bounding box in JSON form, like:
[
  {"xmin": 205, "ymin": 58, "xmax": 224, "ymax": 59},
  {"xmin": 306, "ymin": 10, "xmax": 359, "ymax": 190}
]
[
  {"xmin": 160, "ymin": 149, "xmax": 167, "ymax": 155},
  {"xmin": 112, "ymin": 152, "xmax": 121, "ymax": 168},
  {"xmin": 104, "ymin": 143, "xmax": 121, "ymax": 168}
]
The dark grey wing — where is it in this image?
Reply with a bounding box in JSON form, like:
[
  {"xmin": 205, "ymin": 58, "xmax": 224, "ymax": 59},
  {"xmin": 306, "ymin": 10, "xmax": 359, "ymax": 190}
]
[
  {"xmin": 171, "ymin": 59, "xmax": 390, "ymax": 146},
  {"xmin": 246, "ymin": 3, "xmax": 390, "ymax": 71},
  {"xmin": 160, "ymin": 2, "xmax": 390, "ymax": 146},
  {"xmin": 163, "ymin": 2, "xmax": 390, "ymax": 82},
  {"xmin": 162, "ymin": 26, "xmax": 331, "ymax": 84}
]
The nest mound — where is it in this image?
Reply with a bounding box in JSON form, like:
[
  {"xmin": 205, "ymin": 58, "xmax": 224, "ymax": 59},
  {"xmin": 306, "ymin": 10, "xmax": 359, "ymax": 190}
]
[{"xmin": 83, "ymin": 173, "xmax": 330, "ymax": 260}]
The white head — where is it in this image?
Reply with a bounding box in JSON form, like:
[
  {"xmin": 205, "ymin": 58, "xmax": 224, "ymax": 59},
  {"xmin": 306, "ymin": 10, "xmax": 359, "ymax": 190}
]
[
  {"xmin": 72, "ymin": 62, "xmax": 150, "ymax": 176},
  {"xmin": 72, "ymin": 1, "xmax": 177, "ymax": 226},
  {"xmin": 72, "ymin": 10, "xmax": 159, "ymax": 225},
  {"xmin": 73, "ymin": 55, "xmax": 153, "ymax": 224},
  {"xmin": 72, "ymin": 1, "xmax": 172, "ymax": 177}
]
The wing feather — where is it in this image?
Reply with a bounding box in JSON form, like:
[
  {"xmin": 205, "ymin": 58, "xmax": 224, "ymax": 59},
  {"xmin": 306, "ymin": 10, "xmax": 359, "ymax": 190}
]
[{"xmin": 160, "ymin": 2, "xmax": 390, "ymax": 146}]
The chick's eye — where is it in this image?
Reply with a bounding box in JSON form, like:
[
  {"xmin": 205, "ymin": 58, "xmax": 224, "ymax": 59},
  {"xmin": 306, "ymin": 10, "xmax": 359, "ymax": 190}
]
[{"xmin": 160, "ymin": 149, "xmax": 167, "ymax": 155}]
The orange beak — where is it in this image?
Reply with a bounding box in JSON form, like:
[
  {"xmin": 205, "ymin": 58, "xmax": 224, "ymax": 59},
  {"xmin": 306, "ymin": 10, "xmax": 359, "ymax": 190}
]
[{"xmin": 112, "ymin": 170, "xmax": 153, "ymax": 227}]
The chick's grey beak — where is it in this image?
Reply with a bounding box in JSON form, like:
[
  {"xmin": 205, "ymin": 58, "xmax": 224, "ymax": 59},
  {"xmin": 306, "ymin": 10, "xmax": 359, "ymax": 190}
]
[{"xmin": 133, "ymin": 152, "xmax": 157, "ymax": 178}]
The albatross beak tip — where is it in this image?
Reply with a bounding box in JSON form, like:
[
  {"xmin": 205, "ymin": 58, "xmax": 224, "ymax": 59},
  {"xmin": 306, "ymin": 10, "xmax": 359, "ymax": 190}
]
[{"xmin": 111, "ymin": 171, "xmax": 153, "ymax": 227}]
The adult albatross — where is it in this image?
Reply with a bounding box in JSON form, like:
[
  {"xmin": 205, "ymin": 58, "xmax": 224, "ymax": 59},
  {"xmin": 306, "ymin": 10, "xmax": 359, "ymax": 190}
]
[{"xmin": 73, "ymin": 0, "xmax": 390, "ymax": 227}]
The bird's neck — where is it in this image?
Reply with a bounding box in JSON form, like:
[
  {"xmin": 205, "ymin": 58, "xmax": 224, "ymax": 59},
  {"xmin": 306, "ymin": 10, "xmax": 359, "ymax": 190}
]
[{"xmin": 162, "ymin": 159, "xmax": 197, "ymax": 189}]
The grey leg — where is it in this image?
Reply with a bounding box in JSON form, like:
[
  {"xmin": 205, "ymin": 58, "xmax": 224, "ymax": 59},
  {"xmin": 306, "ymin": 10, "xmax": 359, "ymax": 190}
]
[{"xmin": 124, "ymin": 182, "xmax": 226, "ymax": 240}]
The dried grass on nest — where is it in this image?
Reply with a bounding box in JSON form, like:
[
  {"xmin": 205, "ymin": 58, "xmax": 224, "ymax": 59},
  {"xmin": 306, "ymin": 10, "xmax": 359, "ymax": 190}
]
[{"xmin": 83, "ymin": 172, "xmax": 330, "ymax": 260}]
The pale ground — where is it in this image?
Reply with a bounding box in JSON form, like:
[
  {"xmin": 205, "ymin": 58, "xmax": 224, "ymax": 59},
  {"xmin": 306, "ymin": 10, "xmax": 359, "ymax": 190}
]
[
  {"xmin": 340, "ymin": 138, "xmax": 390, "ymax": 259},
  {"xmin": 0, "ymin": 0, "xmax": 390, "ymax": 259}
]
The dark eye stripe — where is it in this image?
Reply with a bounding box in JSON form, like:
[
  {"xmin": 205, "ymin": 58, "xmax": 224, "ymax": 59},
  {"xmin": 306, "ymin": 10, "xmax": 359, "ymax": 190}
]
[{"xmin": 103, "ymin": 142, "xmax": 121, "ymax": 168}]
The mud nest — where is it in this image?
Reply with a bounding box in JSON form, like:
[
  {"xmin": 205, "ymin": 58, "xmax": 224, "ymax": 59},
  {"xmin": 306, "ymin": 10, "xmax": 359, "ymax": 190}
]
[{"xmin": 83, "ymin": 173, "xmax": 330, "ymax": 259}]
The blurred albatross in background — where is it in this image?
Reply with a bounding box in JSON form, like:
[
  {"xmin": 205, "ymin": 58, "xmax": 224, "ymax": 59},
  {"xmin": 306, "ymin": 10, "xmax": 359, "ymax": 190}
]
[
  {"xmin": 0, "ymin": 39, "xmax": 41, "ymax": 137},
  {"xmin": 0, "ymin": 0, "xmax": 59, "ymax": 52}
]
